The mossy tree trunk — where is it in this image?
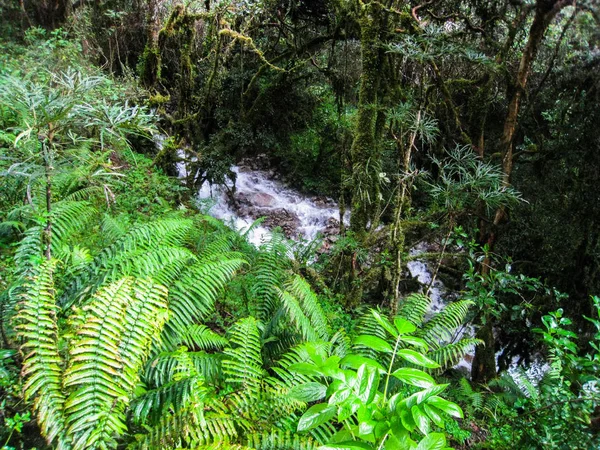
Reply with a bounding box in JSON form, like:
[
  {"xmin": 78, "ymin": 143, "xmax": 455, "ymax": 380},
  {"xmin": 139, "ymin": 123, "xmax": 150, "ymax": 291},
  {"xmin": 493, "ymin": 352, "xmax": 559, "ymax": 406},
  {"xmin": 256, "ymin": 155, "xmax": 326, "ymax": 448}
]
[{"xmin": 349, "ymin": 2, "xmax": 385, "ymax": 237}]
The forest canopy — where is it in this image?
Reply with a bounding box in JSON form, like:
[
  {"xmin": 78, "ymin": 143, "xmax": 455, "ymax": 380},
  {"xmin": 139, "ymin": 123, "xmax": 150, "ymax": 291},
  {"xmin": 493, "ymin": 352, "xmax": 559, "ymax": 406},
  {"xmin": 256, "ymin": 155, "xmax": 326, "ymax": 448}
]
[{"xmin": 0, "ymin": 0, "xmax": 599, "ymax": 449}]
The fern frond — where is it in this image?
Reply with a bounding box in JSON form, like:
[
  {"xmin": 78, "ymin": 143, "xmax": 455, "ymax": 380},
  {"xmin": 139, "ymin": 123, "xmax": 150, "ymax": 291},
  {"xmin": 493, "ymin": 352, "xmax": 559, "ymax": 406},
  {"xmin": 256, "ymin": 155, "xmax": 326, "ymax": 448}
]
[
  {"xmin": 101, "ymin": 214, "xmax": 130, "ymax": 244},
  {"xmin": 428, "ymin": 338, "xmax": 483, "ymax": 369},
  {"xmin": 15, "ymin": 259, "xmax": 66, "ymax": 444},
  {"xmin": 132, "ymin": 375, "xmax": 204, "ymax": 424},
  {"xmin": 130, "ymin": 399, "xmax": 238, "ymax": 449},
  {"xmin": 14, "ymin": 226, "xmax": 43, "ymax": 274},
  {"xmin": 330, "ymin": 329, "xmax": 352, "ymax": 359},
  {"xmin": 278, "ymin": 289, "xmax": 318, "ymax": 342},
  {"xmin": 251, "ymin": 232, "xmax": 290, "ymax": 321},
  {"xmin": 223, "ymin": 317, "xmax": 264, "ymax": 394},
  {"xmin": 417, "ymin": 300, "xmax": 474, "ymax": 349},
  {"xmin": 62, "ymin": 218, "xmax": 195, "ymax": 307},
  {"xmin": 163, "ymin": 256, "xmax": 246, "ymax": 345},
  {"xmin": 62, "ymin": 277, "xmax": 168, "ymax": 450},
  {"xmin": 246, "ymin": 430, "xmax": 317, "ymax": 450},
  {"xmin": 175, "ymin": 324, "xmax": 229, "ymax": 352},
  {"xmin": 50, "ymin": 200, "xmax": 97, "ymax": 249},
  {"xmin": 285, "ymin": 276, "xmax": 329, "ymax": 340},
  {"xmin": 96, "ymin": 218, "xmax": 193, "ymax": 264},
  {"xmin": 397, "ymin": 293, "xmax": 431, "ymax": 326},
  {"xmin": 146, "ymin": 350, "xmax": 223, "ymax": 387},
  {"xmin": 60, "ymin": 186, "xmax": 104, "ymax": 202}
]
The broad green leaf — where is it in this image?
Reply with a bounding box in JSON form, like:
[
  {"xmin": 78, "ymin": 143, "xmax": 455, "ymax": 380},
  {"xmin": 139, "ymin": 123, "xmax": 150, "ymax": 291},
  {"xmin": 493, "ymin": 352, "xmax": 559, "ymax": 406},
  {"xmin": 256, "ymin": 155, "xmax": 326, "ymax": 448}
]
[
  {"xmin": 426, "ymin": 396, "xmax": 463, "ymax": 418},
  {"xmin": 399, "ymin": 406, "xmax": 416, "ymax": 432},
  {"xmin": 385, "ymin": 433, "xmax": 416, "ymax": 450},
  {"xmin": 411, "ymin": 404, "xmax": 430, "ymax": 435},
  {"xmin": 416, "ymin": 432, "xmax": 447, "ymax": 450},
  {"xmin": 399, "ymin": 336, "xmax": 428, "ymax": 350},
  {"xmin": 422, "ymin": 404, "xmax": 444, "ymax": 428},
  {"xmin": 372, "ymin": 310, "xmax": 398, "ymax": 337},
  {"xmin": 356, "ymin": 364, "xmax": 380, "ymax": 403},
  {"xmin": 394, "ymin": 317, "xmax": 417, "ymax": 335},
  {"xmin": 392, "ymin": 368, "xmax": 435, "ymax": 388},
  {"xmin": 329, "ymin": 386, "xmax": 352, "ymax": 405},
  {"xmin": 298, "ymin": 403, "xmax": 337, "ymax": 431},
  {"xmin": 289, "ymin": 362, "xmax": 325, "ymax": 377},
  {"xmin": 289, "ymin": 382, "xmax": 327, "ymax": 402},
  {"xmin": 354, "ymin": 335, "xmax": 393, "ymax": 353},
  {"xmin": 358, "ymin": 420, "xmax": 376, "ymax": 439},
  {"xmin": 400, "ymin": 385, "xmax": 449, "ymax": 410},
  {"xmin": 396, "ymin": 349, "xmax": 440, "ymax": 368},
  {"xmin": 340, "ymin": 355, "xmax": 385, "ymax": 373}
]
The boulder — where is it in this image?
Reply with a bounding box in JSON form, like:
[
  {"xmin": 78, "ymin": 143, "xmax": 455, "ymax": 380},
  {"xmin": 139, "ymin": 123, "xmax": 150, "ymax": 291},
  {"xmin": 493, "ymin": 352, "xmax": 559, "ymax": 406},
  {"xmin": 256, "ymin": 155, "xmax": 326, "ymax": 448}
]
[{"xmin": 251, "ymin": 192, "xmax": 276, "ymax": 207}]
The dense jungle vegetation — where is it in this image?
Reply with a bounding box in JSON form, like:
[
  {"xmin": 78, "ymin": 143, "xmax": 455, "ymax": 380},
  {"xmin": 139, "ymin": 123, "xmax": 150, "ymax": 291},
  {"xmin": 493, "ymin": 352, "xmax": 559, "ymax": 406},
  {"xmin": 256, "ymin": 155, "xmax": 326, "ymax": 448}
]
[{"xmin": 1, "ymin": 0, "xmax": 599, "ymax": 449}]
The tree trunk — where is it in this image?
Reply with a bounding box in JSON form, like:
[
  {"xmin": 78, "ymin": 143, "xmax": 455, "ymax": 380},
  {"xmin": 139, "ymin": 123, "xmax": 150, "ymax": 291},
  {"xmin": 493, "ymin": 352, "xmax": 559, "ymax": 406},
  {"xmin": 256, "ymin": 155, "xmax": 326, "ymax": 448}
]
[
  {"xmin": 472, "ymin": 0, "xmax": 574, "ymax": 383},
  {"xmin": 349, "ymin": 2, "xmax": 384, "ymax": 236}
]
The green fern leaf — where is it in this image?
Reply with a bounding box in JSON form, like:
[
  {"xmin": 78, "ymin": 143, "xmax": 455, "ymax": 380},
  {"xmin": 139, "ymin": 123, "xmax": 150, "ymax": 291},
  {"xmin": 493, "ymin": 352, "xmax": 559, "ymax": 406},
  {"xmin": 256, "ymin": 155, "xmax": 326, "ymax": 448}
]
[{"xmin": 16, "ymin": 259, "xmax": 66, "ymax": 444}]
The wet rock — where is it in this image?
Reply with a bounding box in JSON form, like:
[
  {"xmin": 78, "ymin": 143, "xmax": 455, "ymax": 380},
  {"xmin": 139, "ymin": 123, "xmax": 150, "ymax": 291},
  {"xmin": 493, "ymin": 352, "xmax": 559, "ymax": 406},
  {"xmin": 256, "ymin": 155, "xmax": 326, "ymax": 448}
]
[
  {"xmin": 251, "ymin": 192, "xmax": 276, "ymax": 207},
  {"xmin": 261, "ymin": 208, "xmax": 300, "ymax": 238},
  {"xmin": 317, "ymin": 218, "xmax": 342, "ymax": 253}
]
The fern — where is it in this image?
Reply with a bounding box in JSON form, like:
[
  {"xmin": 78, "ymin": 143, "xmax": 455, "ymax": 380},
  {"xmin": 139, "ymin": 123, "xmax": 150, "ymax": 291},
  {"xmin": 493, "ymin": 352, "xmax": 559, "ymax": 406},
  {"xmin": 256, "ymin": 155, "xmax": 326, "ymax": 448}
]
[
  {"xmin": 223, "ymin": 317, "xmax": 264, "ymax": 394},
  {"xmin": 397, "ymin": 293, "xmax": 431, "ymax": 325},
  {"xmin": 416, "ymin": 300, "xmax": 476, "ymax": 349},
  {"xmin": 428, "ymin": 338, "xmax": 482, "ymax": 370},
  {"xmin": 133, "ymin": 376, "xmax": 204, "ymax": 424},
  {"xmin": 285, "ymin": 276, "xmax": 329, "ymax": 341},
  {"xmin": 49, "ymin": 200, "xmax": 97, "ymax": 248},
  {"xmin": 145, "ymin": 350, "xmax": 223, "ymax": 387},
  {"xmin": 176, "ymin": 324, "xmax": 229, "ymax": 351},
  {"xmin": 163, "ymin": 256, "xmax": 247, "ymax": 346},
  {"xmin": 62, "ymin": 277, "xmax": 168, "ymax": 449},
  {"xmin": 15, "ymin": 259, "xmax": 66, "ymax": 443},
  {"xmin": 246, "ymin": 430, "xmax": 317, "ymax": 450},
  {"xmin": 278, "ymin": 289, "xmax": 319, "ymax": 342}
]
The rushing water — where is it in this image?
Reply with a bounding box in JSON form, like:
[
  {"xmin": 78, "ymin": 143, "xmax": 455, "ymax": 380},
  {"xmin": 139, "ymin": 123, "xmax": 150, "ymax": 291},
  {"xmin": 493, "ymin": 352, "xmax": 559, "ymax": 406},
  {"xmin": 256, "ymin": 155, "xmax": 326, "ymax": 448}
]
[{"xmin": 193, "ymin": 164, "xmax": 346, "ymax": 245}]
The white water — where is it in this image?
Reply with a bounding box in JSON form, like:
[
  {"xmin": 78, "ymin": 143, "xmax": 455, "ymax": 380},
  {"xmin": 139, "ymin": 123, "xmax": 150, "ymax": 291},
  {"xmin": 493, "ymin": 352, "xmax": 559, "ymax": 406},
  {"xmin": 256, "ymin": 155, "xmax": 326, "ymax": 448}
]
[{"xmin": 189, "ymin": 163, "xmax": 346, "ymax": 246}]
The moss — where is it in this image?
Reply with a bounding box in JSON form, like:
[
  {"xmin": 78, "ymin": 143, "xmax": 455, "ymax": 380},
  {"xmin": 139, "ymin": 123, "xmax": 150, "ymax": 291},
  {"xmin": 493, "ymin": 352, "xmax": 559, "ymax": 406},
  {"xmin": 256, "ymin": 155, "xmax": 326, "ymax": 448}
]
[
  {"xmin": 137, "ymin": 44, "xmax": 161, "ymax": 87},
  {"xmin": 148, "ymin": 93, "xmax": 170, "ymax": 107}
]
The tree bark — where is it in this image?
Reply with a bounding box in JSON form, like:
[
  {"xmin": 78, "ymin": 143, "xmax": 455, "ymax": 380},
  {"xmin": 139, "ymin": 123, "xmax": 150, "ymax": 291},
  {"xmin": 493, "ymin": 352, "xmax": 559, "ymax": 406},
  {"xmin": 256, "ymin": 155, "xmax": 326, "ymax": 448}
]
[
  {"xmin": 472, "ymin": 0, "xmax": 575, "ymax": 383},
  {"xmin": 349, "ymin": 1, "xmax": 385, "ymax": 236}
]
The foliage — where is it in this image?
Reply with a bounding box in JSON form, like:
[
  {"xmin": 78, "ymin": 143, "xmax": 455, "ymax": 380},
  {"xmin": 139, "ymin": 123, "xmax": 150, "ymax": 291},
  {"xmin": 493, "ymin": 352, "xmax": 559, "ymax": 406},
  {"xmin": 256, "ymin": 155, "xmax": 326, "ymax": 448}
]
[
  {"xmin": 291, "ymin": 312, "xmax": 465, "ymax": 450},
  {"xmin": 456, "ymin": 300, "xmax": 600, "ymax": 450},
  {"xmin": 2, "ymin": 3, "xmax": 600, "ymax": 449}
]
